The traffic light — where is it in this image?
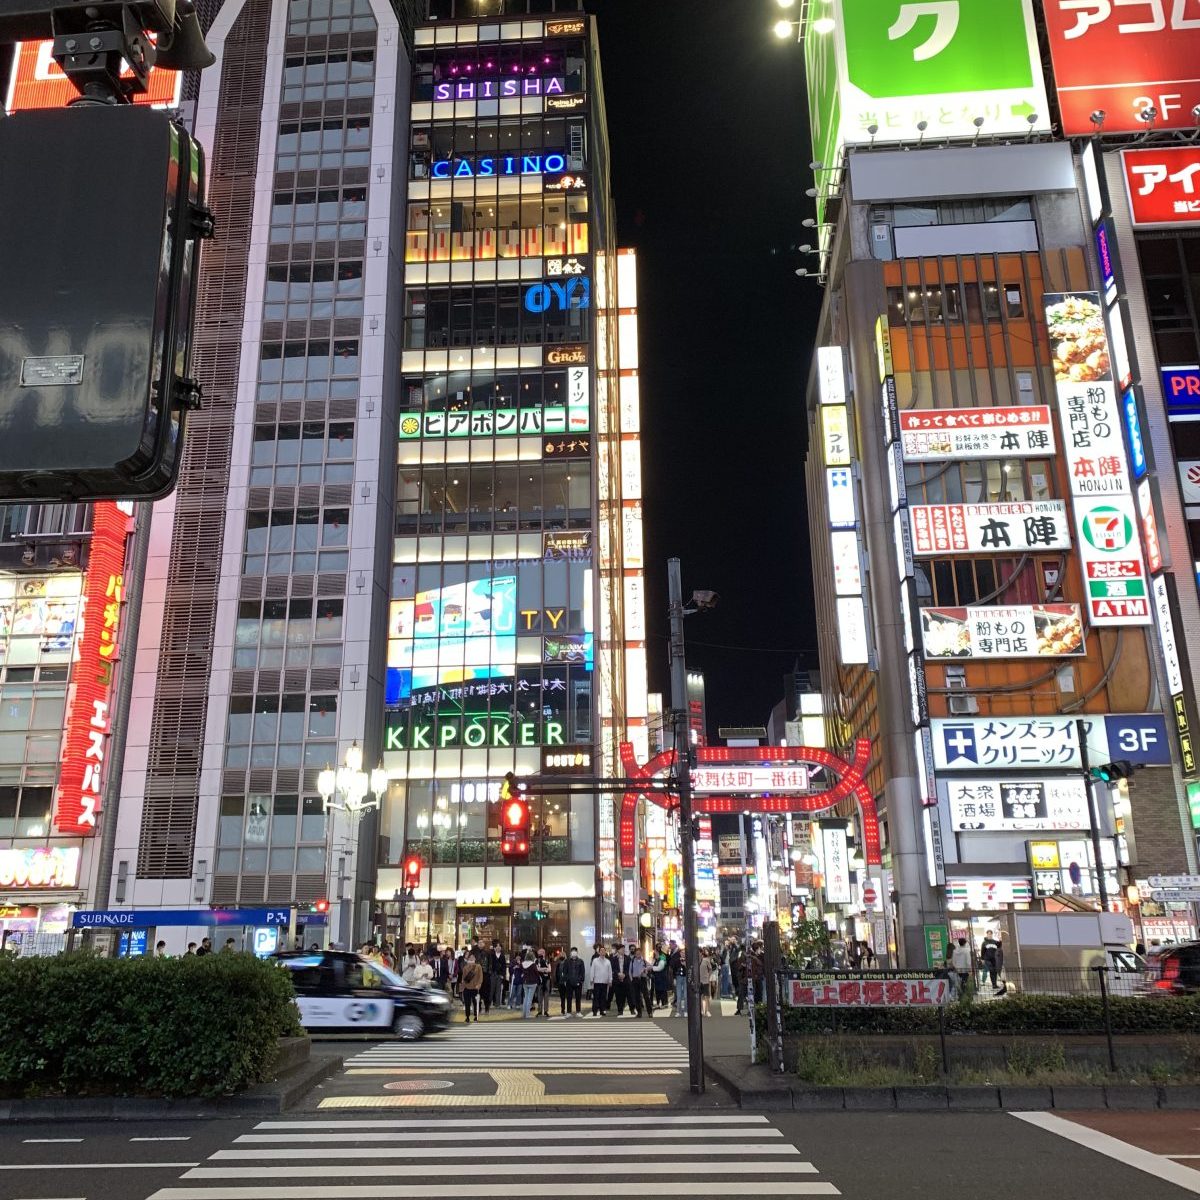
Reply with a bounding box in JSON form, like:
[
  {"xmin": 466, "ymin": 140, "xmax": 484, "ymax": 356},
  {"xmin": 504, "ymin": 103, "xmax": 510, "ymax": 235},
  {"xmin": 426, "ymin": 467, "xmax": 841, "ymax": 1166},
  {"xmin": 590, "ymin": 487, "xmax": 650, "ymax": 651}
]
[
  {"xmin": 403, "ymin": 854, "xmax": 423, "ymax": 889},
  {"xmin": 499, "ymin": 773, "xmax": 530, "ymax": 864},
  {"xmin": 1091, "ymin": 760, "xmax": 1139, "ymax": 782},
  {"xmin": 313, "ymin": 898, "xmax": 329, "ymax": 914},
  {"xmin": 0, "ymin": 1, "xmax": 215, "ymax": 502}
]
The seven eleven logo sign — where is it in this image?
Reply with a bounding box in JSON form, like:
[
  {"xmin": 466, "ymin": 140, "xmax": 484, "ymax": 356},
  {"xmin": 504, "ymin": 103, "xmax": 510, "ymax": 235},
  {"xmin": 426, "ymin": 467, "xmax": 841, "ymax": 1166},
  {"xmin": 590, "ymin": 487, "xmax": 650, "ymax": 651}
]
[{"xmin": 1082, "ymin": 505, "xmax": 1133, "ymax": 552}]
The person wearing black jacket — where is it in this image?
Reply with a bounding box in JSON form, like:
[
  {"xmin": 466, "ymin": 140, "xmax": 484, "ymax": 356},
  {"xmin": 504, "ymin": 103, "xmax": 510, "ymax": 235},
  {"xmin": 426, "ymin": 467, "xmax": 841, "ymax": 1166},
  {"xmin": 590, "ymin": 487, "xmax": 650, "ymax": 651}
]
[
  {"xmin": 476, "ymin": 942, "xmax": 493, "ymax": 1014},
  {"xmin": 488, "ymin": 941, "xmax": 507, "ymax": 1010},
  {"xmin": 561, "ymin": 946, "xmax": 585, "ymax": 1015},
  {"xmin": 611, "ymin": 944, "xmax": 633, "ymax": 1017}
]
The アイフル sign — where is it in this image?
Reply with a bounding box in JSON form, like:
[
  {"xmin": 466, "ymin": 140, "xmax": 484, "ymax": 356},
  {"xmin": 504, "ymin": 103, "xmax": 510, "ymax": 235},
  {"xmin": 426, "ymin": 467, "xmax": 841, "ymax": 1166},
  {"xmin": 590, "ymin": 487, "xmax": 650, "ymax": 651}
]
[{"xmin": 1123, "ymin": 147, "xmax": 1200, "ymax": 226}]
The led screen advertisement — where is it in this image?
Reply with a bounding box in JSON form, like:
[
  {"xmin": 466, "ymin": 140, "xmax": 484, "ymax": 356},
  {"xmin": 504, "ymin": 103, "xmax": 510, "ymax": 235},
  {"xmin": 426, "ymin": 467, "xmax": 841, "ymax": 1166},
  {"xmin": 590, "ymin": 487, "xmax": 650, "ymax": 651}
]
[
  {"xmin": 5, "ymin": 40, "xmax": 181, "ymax": 112},
  {"xmin": 1042, "ymin": 0, "xmax": 1200, "ymax": 135},
  {"xmin": 387, "ymin": 575, "xmax": 516, "ymax": 702},
  {"xmin": 808, "ymin": 0, "xmax": 1049, "ymax": 156}
]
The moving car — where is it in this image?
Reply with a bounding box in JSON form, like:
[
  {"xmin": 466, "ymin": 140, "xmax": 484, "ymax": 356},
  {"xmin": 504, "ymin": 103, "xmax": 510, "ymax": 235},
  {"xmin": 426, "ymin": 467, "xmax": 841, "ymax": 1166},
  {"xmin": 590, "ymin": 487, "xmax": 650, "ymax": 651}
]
[
  {"xmin": 1144, "ymin": 941, "xmax": 1200, "ymax": 995},
  {"xmin": 271, "ymin": 949, "xmax": 452, "ymax": 1038}
]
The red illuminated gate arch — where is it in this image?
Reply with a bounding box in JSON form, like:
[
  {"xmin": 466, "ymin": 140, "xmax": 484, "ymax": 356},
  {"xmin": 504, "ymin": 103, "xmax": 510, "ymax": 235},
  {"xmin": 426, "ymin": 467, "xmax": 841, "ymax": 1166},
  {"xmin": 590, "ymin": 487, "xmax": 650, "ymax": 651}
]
[{"xmin": 617, "ymin": 738, "xmax": 880, "ymax": 870}]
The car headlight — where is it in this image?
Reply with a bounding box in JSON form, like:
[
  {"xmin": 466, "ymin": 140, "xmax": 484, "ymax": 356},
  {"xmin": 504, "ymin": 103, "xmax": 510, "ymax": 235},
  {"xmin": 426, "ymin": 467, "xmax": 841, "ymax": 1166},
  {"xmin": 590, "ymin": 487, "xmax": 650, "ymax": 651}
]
[{"xmin": 428, "ymin": 992, "xmax": 450, "ymax": 1006}]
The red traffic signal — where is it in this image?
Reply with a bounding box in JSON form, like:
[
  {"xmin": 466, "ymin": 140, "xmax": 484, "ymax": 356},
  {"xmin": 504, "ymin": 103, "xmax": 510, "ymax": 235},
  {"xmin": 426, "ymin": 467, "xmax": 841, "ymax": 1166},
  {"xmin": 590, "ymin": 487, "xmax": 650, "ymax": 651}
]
[
  {"xmin": 403, "ymin": 854, "xmax": 423, "ymax": 887},
  {"xmin": 501, "ymin": 795, "xmax": 530, "ymax": 864},
  {"xmin": 314, "ymin": 898, "xmax": 329, "ymax": 914}
]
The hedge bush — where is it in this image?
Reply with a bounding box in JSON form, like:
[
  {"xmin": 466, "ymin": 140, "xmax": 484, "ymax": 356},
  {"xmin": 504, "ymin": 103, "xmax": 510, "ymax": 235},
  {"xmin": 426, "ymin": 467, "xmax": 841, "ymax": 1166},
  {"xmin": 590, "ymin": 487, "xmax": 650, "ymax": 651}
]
[
  {"xmin": 0, "ymin": 952, "xmax": 304, "ymax": 1099},
  {"xmin": 781, "ymin": 992, "xmax": 1200, "ymax": 1036}
]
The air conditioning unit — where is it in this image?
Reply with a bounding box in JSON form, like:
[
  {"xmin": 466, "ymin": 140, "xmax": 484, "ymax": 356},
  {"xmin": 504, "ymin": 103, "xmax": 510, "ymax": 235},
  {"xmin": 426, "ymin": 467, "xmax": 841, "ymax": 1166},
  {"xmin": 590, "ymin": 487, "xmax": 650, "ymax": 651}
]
[{"xmin": 947, "ymin": 694, "xmax": 979, "ymax": 714}]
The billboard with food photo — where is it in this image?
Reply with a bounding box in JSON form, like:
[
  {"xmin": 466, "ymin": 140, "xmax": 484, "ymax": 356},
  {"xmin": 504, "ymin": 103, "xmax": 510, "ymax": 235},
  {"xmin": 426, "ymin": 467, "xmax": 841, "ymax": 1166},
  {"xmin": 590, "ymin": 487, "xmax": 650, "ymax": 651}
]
[{"xmin": 920, "ymin": 604, "xmax": 1086, "ymax": 660}]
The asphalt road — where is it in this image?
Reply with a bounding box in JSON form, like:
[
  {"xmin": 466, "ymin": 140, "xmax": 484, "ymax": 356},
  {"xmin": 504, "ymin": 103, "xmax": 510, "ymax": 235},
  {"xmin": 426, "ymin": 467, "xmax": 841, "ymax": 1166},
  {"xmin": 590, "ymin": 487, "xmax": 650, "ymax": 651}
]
[{"xmin": 0, "ymin": 1109, "xmax": 1197, "ymax": 1199}]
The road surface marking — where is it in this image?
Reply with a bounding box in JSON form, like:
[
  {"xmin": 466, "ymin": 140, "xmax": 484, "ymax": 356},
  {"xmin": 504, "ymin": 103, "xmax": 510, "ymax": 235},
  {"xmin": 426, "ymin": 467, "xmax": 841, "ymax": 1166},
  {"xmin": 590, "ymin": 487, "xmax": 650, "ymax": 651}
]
[
  {"xmin": 1013, "ymin": 1113, "xmax": 1200, "ymax": 1194},
  {"xmin": 233, "ymin": 1129, "xmax": 783, "ymax": 1145},
  {"xmin": 0, "ymin": 1162, "xmax": 200, "ymax": 1170},
  {"xmin": 151, "ymin": 1186, "xmax": 838, "ymax": 1198},
  {"xmin": 256, "ymin": 1115, "xmax": 771, "ymax": 1129},
  {"xmin": 22, "ymin": 1138, "xmax": 82, "ymax": 1143},
  {"xmin": 185, "ymin": 1161, "xmax": 816, "ymax": 1179},
  {"xmin": 132, "ymin": 1137, "xmax": 193, "ymax": 1142}
]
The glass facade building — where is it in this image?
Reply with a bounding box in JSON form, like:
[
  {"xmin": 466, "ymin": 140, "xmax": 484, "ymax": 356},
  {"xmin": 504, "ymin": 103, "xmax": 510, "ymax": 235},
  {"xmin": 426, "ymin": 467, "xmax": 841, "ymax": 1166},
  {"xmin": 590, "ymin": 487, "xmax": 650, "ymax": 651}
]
[{"xmin": 375, "ymin": 7, "xmax": 644, "ymax": 953}]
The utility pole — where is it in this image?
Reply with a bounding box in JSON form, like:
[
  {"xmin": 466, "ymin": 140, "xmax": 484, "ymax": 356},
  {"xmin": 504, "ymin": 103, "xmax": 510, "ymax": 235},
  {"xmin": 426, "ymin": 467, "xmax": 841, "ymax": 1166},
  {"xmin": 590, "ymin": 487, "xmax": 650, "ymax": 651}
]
[
  {"xmin": 668, "ymin": 557, "xmax": 704, "ymax": 1093},
  {"xmin": 1076, "ymin": 718, "xmax": 1110, "ymax": 910}
]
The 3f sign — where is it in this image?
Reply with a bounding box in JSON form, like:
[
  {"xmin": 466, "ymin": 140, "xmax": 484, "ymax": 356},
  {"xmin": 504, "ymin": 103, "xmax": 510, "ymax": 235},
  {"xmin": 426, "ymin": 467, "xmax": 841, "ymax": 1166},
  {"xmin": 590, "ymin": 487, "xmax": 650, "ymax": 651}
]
[{"xmin": 1115, "ymin": 727, "xmax": 1160, "ymax": 753}]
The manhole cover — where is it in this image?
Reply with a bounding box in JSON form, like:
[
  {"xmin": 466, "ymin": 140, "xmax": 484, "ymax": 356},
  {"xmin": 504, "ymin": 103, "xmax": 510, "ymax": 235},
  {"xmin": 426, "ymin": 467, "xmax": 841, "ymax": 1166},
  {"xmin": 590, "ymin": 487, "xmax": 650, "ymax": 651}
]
[{"xmin": 383, "ymin": 1079, "xmax": 455, "ymax": 1092}]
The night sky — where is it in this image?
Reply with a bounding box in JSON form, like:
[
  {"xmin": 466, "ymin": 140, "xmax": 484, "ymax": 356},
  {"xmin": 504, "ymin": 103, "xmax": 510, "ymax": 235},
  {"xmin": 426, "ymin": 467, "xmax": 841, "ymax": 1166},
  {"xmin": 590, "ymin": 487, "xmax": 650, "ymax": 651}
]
[{"xmin": 584, "ymin": 0, "xmax": 824, "ymax": 732}]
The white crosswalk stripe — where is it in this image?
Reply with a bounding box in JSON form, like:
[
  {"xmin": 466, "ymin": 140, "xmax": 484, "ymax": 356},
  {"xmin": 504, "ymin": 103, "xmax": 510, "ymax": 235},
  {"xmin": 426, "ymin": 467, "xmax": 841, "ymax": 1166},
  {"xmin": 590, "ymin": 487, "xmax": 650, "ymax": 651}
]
[
  {"xmin": 144, "ymin": 1114, "xmax": 841, "ymax": 1198},
  {"xmin": 341, "ymin": 1019, "xmax": 689, "ymax": 1070}
]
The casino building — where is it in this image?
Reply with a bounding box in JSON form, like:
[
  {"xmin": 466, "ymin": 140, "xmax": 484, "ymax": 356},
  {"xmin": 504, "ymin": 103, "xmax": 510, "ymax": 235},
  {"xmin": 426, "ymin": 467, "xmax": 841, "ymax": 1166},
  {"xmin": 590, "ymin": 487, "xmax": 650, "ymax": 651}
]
[{"xmin": 375, "ymin": 0, "xmax": 645, "ymax": 953}]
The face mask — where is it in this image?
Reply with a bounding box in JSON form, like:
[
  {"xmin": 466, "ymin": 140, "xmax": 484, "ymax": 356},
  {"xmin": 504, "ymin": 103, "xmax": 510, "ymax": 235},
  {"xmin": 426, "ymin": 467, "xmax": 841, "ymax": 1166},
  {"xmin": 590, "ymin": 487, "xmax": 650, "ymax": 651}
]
[{"xmin": 570, "ymin": 951, "xmax": 578, "ymax": 958}]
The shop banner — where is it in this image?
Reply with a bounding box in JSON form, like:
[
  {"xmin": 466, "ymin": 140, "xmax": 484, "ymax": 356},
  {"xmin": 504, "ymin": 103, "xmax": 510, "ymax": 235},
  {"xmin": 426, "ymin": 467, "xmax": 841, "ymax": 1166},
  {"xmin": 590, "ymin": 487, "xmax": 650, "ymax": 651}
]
[
  {"xmin": 920, "ymin": 604, "xmax": 1085, "ymax": 659},
  {"xmin": 908, "ymin": 501, "xmax": 1071, "ymax": 555},
  {"xmin": 898, "ymin": 406, "xmax": 1055, "ymax": 462},
  {"xmin": 0, "ymin": 846, "xmax": 81, "ymax": 889},
  {"xmin": 1123, "ymin": 147, "xmax": 1200, "ymax": 227},
  {"xmin": 1045, "ymin": 291, "xmax": 1151, "ymax": 626},
  {"xmin": 399, "ymin": 405, "xmax": 587, "ymax": 440},
  {"xmin": 786, "ymin": 971, "xmax": 951, "ymax": 1008},
  {"xmin": 945, "ymin": 776, "xmax": 1091, "ymax": 832},
  {"xmin": 820, "ymin": 823, "xmax": 852, "ymax": 904},
  {"xmin": 1043, "ymin": 3, "xmax": 1200, "ymax": 136},
  {"xmin": 692, "ymin": 766, "xmax": 812, "ymax": 794}
]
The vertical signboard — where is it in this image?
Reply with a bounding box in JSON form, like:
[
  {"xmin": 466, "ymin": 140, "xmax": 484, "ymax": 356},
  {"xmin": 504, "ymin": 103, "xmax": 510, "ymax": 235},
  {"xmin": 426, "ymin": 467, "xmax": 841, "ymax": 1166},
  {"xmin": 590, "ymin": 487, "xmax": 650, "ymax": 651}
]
[
  {"xmin": 1045, "ymin": 292, "xmax": 1152, "ymax": 625},
  {"xmin": 53, "ymin": 502, "xmax": 129, "ymax": 834},
  {"xmin": 820, "ymin": 821, "xmax": 852, "ymax": 905}
]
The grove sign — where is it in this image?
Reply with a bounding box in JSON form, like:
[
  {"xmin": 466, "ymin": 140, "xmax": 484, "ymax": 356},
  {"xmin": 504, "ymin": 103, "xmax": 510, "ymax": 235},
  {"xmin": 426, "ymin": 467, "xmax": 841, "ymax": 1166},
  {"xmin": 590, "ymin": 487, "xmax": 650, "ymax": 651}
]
[{"xmin": 808, "ymin": 0, "xmax": 1049, "ymax": 155}]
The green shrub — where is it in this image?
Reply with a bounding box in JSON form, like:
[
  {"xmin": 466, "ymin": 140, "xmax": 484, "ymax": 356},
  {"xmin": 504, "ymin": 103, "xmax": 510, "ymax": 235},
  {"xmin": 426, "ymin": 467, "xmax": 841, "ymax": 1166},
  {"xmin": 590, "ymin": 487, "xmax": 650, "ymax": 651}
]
[
  {"xmin": 780, "ymin": 992, "xmax": 1200, "ymax": 1036},
  {"xmin": 0, "ymin": 952, "xmax": 303, "ymax": 1099}
]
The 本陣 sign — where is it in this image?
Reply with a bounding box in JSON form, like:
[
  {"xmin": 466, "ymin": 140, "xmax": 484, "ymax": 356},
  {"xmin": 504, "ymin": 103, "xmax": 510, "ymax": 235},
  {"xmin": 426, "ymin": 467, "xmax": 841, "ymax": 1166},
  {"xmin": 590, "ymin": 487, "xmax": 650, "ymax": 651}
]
[
  {"xmin": 1123, "ymin": 147, "xmax": 1200, "ymax": 226},
  {"xmin": 1042, "ymin": 0, "xmax": 1200, "ymax": 136},
  {"xmin": 786, "ymin": 972, "xmax": 951, "ymax": 1008},
  {"xmin": 898, "ymin": 406, "xmax": 1055, "ymax": 462},
  {"xmin": 945, "ymin": 777, "xmax": 1090, "ymax": 832},
  {"xmin": 1045, "ymin": 291, "xmax": 1151, "ymax": 626},
  {"xmin": 908, "ymin": 501, "xmax": 1070, "ymax": 555},
  {"xmin": 920, "ymin": 604, "xmax": 1084, "ymax": 660},
  {"xmin": 828, "ymin": 0, "xmax": 1048, "ymax": 146},
  {"xmin": 932, "ymin": 713, "xmax": 1171, "ymax": 770}
]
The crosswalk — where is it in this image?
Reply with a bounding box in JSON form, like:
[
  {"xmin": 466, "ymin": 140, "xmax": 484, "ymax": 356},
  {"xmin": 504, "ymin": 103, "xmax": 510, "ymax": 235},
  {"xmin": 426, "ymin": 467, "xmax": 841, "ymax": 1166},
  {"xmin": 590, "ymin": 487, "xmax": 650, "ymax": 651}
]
[
  {"xmin": 143, "ymin": 1114, "xmax": 841, "ymax": 1198},
  {"xmin": 342, "ymin": 1017, "xmax": 689, "ymax": 1071}
]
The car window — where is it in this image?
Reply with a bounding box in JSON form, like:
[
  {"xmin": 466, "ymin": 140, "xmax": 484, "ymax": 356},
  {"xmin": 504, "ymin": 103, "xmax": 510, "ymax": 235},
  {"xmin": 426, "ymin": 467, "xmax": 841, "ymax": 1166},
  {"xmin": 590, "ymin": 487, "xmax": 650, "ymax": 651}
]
[
  {"xmin": 278, "ymin": 955, "xmax": 333, "ymax": 991},
  {"xmin": 342, "ymin": 961, "xmax": 365, "ymax": 989},
  {"xmin": 1110, "ymin": 950, "xmax": 1141, "ymax": 972}
]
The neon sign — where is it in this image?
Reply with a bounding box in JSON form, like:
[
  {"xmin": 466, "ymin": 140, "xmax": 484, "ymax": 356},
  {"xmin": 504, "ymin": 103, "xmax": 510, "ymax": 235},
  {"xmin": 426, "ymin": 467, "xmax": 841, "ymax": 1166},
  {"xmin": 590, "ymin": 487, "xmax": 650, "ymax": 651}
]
[
  {"xmin": 384, "ymin": 714, "xmax": 565, "ymax": 750},
  {"xmin": 433, "ymin": 77, "xmax": 565, "ymax": 101},
  {"xmin": 524, "ymin": 277, "xmax": 590, "ymax": 313},
  {"xmin": 53, "ymin": 501, "xmax": 127, "ymax": 836},
  {"xmin": 431, "ymin": 152, "xmax": 567, "ymax": 179}
]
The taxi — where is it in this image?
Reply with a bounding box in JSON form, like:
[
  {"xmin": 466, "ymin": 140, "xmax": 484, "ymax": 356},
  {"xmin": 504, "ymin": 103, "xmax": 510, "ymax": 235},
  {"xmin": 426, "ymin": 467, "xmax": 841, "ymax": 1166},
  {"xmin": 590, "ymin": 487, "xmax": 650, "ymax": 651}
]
[{"xmin": 271, "ymin": 949, "xmax": 452, "ymax": 1038}]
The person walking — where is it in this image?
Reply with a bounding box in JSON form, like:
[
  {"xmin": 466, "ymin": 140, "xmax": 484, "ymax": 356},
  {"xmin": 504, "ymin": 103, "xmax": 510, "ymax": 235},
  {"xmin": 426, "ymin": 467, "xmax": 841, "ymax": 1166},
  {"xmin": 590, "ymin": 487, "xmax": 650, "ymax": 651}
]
[
  {"xmin": 720, "ymin": 940, "xmax": 733, "ymax": 999},
  {"xmin": 611, "ymin": 943, "xmax": 633, "ymax": 1017},
  {"xmin": 590, "ymin": 945, "xmax": 613, "ymax": 1017},
  {"xmin": 950, "ymin": 937, "xmax": 974, "ymax": 997},
  {"xmin": 509, "ymin": 948, "xmax": 527, "ymax": 1010},
  {"xmin": 733, "ymin": 943, "xmax": 748, "ymax": 1015},
  {"xmin": 629, "ymin": 945, "xmax": 648, "ymax": 1017},
  {"xmin": 980, "ymin": 931, "xmax": 1001, "ymax": 989},
  {"xmin": 460, "ymin": 953, "xmax": 483, "ymax": 1023},
  {"xmin": 698, "ymin": 948, "xmax": 713, "ymax": 1016},
  {"xmin": 750, "ymin": 941, "xmax": 766, "ymax": 1004},
  {"xmin": 563, "ymin": 946, "xmax": 585, "ymax": 1016},
  {"xmin": 554, "ymin": 949, "xmax": 569, "ymax": 1015}
]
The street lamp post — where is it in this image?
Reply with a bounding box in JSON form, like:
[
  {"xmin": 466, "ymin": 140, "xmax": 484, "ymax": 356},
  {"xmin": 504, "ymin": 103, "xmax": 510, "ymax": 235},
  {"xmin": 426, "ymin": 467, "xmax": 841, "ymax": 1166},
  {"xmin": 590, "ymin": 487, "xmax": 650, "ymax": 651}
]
[
  {"xmin": 317, "ymin": 741, "xmax": 388, "ymax": 948},
  {"xmin": 668, "ymin": 558, "xmax": 717, "ymax": 1095}
]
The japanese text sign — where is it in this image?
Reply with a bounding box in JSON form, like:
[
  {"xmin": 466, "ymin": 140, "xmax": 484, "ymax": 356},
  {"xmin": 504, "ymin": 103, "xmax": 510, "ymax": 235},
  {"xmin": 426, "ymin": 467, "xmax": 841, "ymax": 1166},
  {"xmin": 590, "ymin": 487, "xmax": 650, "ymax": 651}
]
[
  {"xmin": 1043, "ymin": 0, "xmax": 1200, "ymax": 135},
  {"xmin": 908, "ymin": 501, "xmax": 1071, "ymax": 555},
  {"xmin": 899, "ymin": 406, "xmax": 1055, "ymax": 462},
  {"xmin": 691, "ymin": 766, "xmax": 812, "ymax": 794},
  {"xmin": 1123, "ymin": 147, "xmax": 1200, "ymax": 226},
  {"xmin": 830, "ymin": 0, "xmax": 1049, "ymax": 146},
  {"xmin": 53, "ymin": 501, "xmax": 128, "ymax": 835},
  {"xmin": 945, "ymin": 777, "xmax": 1090, "ymax": 832},
  {"xmin": 787, "ymin": 972, "xmax": 951, "ymax": 1008},
  {"xmin": 920, "ymin": 604, "xmax": 1085, "ymax": 659},
  {"xmin": 398, "ymin": 405, "xmax": 588, "ymax": 440}
]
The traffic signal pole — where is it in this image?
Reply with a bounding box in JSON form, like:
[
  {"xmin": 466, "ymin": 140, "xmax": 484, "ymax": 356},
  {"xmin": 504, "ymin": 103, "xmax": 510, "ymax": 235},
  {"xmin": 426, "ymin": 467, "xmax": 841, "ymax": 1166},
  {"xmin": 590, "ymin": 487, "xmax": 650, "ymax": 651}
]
[
  {"xmin": 1076, "ymin": 718, "xmax": 1110, "ymax": 909},
  {"xmin": 668, "ymin": 558, "xmax": 704, "ymax": 1094}
]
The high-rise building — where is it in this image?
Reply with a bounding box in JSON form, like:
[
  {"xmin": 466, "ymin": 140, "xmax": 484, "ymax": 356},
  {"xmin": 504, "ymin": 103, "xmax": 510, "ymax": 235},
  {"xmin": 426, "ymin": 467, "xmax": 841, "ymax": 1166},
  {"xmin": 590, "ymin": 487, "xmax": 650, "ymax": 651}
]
[
  {"xmin": 377, "ymin": 1, "xmax": 644, "ymax": 953},
  {"xmin": 796, "ymin": 0, "xmax": 1200, "ymax": 965}
]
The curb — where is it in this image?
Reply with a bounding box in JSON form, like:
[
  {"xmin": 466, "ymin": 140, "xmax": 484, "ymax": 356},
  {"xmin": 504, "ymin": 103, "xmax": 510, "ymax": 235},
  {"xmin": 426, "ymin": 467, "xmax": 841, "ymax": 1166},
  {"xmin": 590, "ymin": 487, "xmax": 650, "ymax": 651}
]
[
  {"xmin": 0, "ymin": 1053, "xmax": 343, "ymax": 1124},
  {"xmin": 704, "ymin": 1060, "xmax": 1198, "ymax": 1112}
]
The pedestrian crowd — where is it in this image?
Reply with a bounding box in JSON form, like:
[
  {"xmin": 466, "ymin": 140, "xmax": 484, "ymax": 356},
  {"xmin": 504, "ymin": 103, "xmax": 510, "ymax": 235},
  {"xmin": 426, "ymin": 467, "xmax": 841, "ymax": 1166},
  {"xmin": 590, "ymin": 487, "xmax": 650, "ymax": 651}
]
[{"xmin": 348, "ymin": 935, "xmax": 773, "ymax": 1023}]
